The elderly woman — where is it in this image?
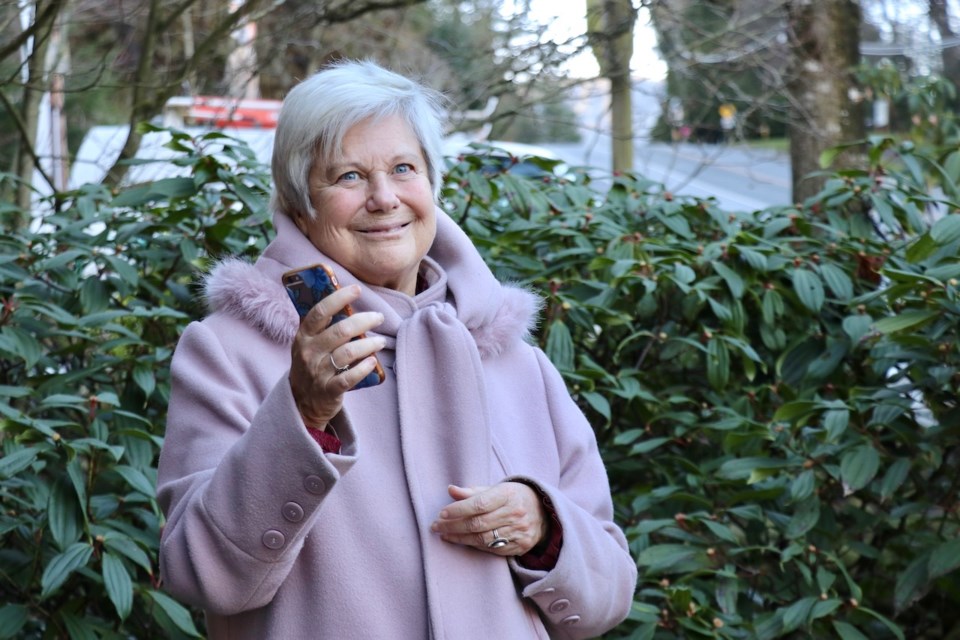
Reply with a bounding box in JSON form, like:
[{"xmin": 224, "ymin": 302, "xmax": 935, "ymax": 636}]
[{"xmin": 157, "ymin": 60, "xmax": 636, "ymax": 639}]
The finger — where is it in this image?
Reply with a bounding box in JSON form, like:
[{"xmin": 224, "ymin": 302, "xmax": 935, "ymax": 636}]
[
  {"xmin": 437, "ymin": 485, "xmax": 504, "ymax": 521},
  {"xmin": 301, "ymin": 285, "xmax": 362, "ymax": 333},
  {"xmin": 446, "ymin": 484, "xmax": 486, "ymax": 501}
]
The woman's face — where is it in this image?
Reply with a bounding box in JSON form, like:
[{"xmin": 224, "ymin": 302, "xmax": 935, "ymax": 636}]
[{"xmin": 302, "ymin": 114, "xmax": 437, "ymax": 295}]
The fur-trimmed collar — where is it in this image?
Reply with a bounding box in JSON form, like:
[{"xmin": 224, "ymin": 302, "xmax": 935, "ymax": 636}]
[{"xmin": 202, "ymin": 258, "xmax": 542, "ymax": 359}]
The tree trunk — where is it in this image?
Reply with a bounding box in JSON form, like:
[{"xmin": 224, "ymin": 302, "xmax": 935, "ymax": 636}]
[
  {"xmin": 785, "ymin": 0, "xmax": 865, "ymax": 206},
  {"xmin": 587, "ymin": 0, "xmax": 637, "ymax": 175},
  {"xmin": 12, "ymin": 0, "xmax": 64, "ymax": 229},
  {"xmin": 928, "ymin": 0, "xmax": 960, "ymax": 102}
]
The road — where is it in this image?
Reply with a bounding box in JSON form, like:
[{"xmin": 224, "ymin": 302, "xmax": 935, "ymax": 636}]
[
  {"xmin": 538, "ymin": 79, "xmax": 792, "ymax": 212},
  {"xmin": 541, "ymin": 139, "xmax": 793, "ymax": 213}
]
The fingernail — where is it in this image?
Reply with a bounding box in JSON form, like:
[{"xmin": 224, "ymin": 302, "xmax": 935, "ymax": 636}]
[{"xmin": 438, "ymin": 509, "xmax": 448, "ymax": 519}]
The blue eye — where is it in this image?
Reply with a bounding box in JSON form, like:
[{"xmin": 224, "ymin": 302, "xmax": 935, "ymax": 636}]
[
  {"xmin": 395, "ymin": 164, "xmax": 413, "ymax": 174},
  {"xmin": 339, "ymin": 171, "xmax": 359, "ymax": 182}
]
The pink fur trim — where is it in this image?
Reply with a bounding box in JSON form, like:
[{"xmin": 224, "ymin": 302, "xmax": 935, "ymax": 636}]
[
  {"xmin": 472, "ymin": 286, "xmax": 543, "ymax": 359},
  {"xmin": 204, "ymin": 258, "xmax": 299, "ymax": 344},
  {"xmin": 203, "ymin": 259, "xmax": 542, "ymax": 356}
]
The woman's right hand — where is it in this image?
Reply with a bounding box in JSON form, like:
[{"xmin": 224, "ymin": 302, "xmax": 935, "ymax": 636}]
[{"xmin": 289, "ymin": 284, "xmax": 385, "ymax": 427}]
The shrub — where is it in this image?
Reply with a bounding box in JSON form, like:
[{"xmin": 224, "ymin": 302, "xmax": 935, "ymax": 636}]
[
  {"xmin": 443, "ymin": 139, "xmax": 960, "ymax": 638},
  {"xmin": 0, "ymin": 127, "xmax": 271, "ymax": 638},
  {"xmin": 1, "ymin": 127, "xmax": 957, "ymax": 639}
]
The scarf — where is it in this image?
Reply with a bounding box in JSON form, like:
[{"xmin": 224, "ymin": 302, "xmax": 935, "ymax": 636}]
[{"xmin": 259, "ymin": 210, "xmax": 541, "ymax": 638}]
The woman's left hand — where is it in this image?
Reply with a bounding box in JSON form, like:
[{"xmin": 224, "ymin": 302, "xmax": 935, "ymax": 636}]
[{"xmin": 431, "ymin": 483, "xmax": 547, "ymax": 556}]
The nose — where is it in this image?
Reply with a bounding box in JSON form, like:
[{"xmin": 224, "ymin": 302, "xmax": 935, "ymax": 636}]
[{"xmin": 366, "ymin": 173, "xmax": 400, "ymax": 212}]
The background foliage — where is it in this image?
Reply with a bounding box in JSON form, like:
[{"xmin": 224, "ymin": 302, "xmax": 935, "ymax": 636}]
[{"xmin": 2, "ymin": 107, "xmax": 960, "ymax": 637}]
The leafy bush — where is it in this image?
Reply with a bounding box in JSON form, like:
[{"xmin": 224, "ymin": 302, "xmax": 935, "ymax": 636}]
[
  {"xmin": 1, "ymin": 126, "xmax": 958, "ymax": 639},
  {"xmin": 0, "ymin": 127, "xmax": 271, "ymax": 638},
  {"xmin": 444, "ymin": 138, "xmax": 960, "ymax": 639}
]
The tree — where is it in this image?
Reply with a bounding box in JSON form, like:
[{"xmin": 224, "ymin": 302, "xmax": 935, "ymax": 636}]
[
  {"xmin": 649, "ymin": 0, "xmax": 869, "ymax": 204},
  {"xmin": 785, "ymin": 0, "xmax": 865, "ymax": 203},
  {"xmin": 587, "ymin": 0, "xmax": 638, "ymax": 174},
  {"xmin": 928, "ymin": 0, "xmax": 960, "ymax": 102}
]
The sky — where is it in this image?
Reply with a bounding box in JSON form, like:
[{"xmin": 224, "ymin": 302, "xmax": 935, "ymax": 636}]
[{"xmin": 526, "ymin": 0, "xmax": 667, "ymax": 80}]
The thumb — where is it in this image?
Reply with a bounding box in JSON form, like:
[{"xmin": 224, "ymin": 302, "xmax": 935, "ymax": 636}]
[{"xmin": 447, "ymin": 484, "xmax": 486, "ymax": 500}]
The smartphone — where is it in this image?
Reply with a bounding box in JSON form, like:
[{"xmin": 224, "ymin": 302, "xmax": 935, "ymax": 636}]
[{"xmin": 281, "ymin": 263, "xmax": 386, "ymax": 389}]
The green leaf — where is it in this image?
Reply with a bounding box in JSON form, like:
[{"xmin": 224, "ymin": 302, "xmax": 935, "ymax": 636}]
[
  {"xmin": 790, "ymin": 469, "xmax": 816, "ymax": 502},
  {"xmin": 702, "ymin": 518, "xmax": 743, "ymax": 545},
  {"xmin": 782, "ymin": 596, "xmax": 817, "ymax": 632},
  {"xmin": 580, "ymin": 391, "xmax": 611, "ymax": 420},
  {"xmin": 114, "ymin": 465, "xmax": 156, "ymax": 498},
  {"xmin": 718, "ymin": 457, "xmax": 791, "ymax": 480},
  {"xmin": 872, "ymin": 310, "xmax": 935, "ymax": 334},
  {"xmin": 0, "ymin": 448, "xmax": 38, "ymax": 479},
  {"xmin": 103, "ymin": 534, "xmax": 152, "ymax": 574},
  {"xmin": 856, "ymin": 607, "xmax": 906, "ymax": 640},
  {"xmin": 636, "ymin": 544, "xmax": 704, "ymax": 573},
  {"xmin": 112, "ymin": 177, "xmax": 198, "ymax": 206},
  {"xmin": 736, "ymin": 246, "xmax": 768, "ymax": 271},
  {"xmin": 880, "ymin": 458, "xmax": 911, "ymax": 502},
  {"xmin": 102, "ymin": 552, "xmax": 134, "ymax": 620},
  {"xmin": 0, "ymin": 604, "xmax": 28, "ymax": 639},
  {"xmin": 673, "ymin": 263, "xmax": 696, "ymax": 284},
  {"xmin": 840, "ymin": 444, "xmax": 880, "ymax": 492},
  {"xmin": 0, "ymin": 327, "xmax": 42, "ymax": 368},
  {"xmin": 48, "ymin": 477, "xmax": 82, "ymax": 551},
  {"xmin": 930, "ymin": 213, "xmax": 960, "ymax": 245},
  {"xmin": 833, "ymin": 621, "xmax": 869, "ymax": 640},
  {"xmin": 823, "ymin": 408, "xmax": 850, "ymax": 442},
  {"xmin": 706, "ymin": 337, "xmax": 730, "ymax": 390},
  {"xmin": 59, "ymin": 613, "xmax": 98, "ymax": 640},
  {"xmin": 928, "ymin": 538, "xmax": 960, "ymax": 580},
  {"xmin": 712, "ymin": 261, "xmax": 745, "ymax": 298},
  {"xmin": 133, "ymin": 362, "xmax": 157, "ymax": 398},
  {"xmin": 893, "ymin": 553, "xmax": 930, "ymax": 613},
  {"xmin": 791, "ymin": 268, "xmax": 824, "ymax": 312},
  {"xmin": 773, "ymin": 400, "xmax": 818, "ymax": 422},
  {"xmin": 145, "ymin": 589, "xmax": 202, "ymax": 637},
  {"xmin": 40, "ymin": 542, "xmax": 94, "ymax": 599},
  {"xmin": 630, "ymin": 437, "xmax": 671, "ymax": 455},
  {"xmin": 842, "ymin": 314, "xmax": 872, "ymax": 345},
  {"xmin": 67, "ymin": 457, "xmax": 89, "ymax": 522},
  {"xmin": 79, "ymin": 277, "xmax": 110, "ymax": 313},
  {"xmin": 545, "ymin": 321, "xmax": 574, "ymax": 371},
  {"xmin": 786, "ymin": 495, "xmax": 820, "ymax": 538},
  {"xmin": 819, "ymin": 263, "xmax": 853, "ymax": 301},
  {"xmin": 811, "ymin": 598, "xmax": 842, "ymax": 619},
  {"xmin": 761, "ymin": 289, "xmax": 783, "ymax": 324}
]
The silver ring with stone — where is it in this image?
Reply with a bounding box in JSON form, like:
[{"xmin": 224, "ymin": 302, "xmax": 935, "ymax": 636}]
[
  {"xmin": 329, "ymin": 353, "xmax": 350, "ymax": 375},
  {"xmin": 487, "ymin": 528, "xmax": 509, "ymax": 549}
]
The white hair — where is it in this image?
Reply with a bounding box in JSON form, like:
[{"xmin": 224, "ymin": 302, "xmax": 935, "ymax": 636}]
[{"xmin": 270, "ymin": 60, "xmax": 448, "ymax": 219}]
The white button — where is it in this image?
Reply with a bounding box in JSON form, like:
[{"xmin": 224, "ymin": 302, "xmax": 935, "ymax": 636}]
[
  {"xmin": 561, "ymin": 615, "xmax": 581, "ymax": 625},
  {"xmin": 304, "ymin": 475, "xmax": 326, "ymax": 494},
  {"xmin": 548, "ymin": 599, "xmax": 570, "ymax": 613},
  {"xmin": 262, "ymin": 530, "xmax": 285, "ymax": 549},
  {"xmin": 282, "ymin": 501, "xmax": 304, "ymax": 522}
]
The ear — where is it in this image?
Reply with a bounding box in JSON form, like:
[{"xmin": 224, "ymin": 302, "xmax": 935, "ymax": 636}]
[{"xmin": 293, "ymin": 212, "xmax": 309, "ymax": 235}]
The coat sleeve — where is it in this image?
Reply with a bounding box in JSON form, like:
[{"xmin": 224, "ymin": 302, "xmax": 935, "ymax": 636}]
[
  {"xmin": 507, "ymin": 348, "xmax": 637, "ymax": 640},
  {"xmin": 156, "ymin": 319, "xmax": 358, "ymax": 615}
]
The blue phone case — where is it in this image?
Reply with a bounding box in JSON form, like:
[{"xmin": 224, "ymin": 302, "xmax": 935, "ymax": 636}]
[{"xmin": 282, "ymin": 264, "xmax": 385, "ymax": 389}]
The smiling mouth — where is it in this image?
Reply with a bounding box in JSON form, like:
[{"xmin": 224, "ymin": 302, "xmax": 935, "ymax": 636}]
[{"xmin": 359, "ymin": 222, "xmax": 411, "ymax": 234}]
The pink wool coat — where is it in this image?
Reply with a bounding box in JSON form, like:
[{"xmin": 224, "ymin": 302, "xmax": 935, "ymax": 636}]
[{"xmin": 157, "ymin": 211, "xmax": 637, "ymax": 639}]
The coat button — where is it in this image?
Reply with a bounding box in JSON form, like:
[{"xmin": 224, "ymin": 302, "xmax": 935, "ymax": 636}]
[
  {"xmin": 561, "ymin": 615, "xmax": 581, "ymax": 625},
  {"xmin": 304, "ymin": 475, "xmax": 326, "ymax": 494},
  {"xmin": 262, "ymin": 530, "xmax": 285, "ymax": 550},
  {"xmin": 282, "ymin": 501, "xmax": 304, "ymax": 522},
  {"xmin": 548, "ymin": 599, "xmax": 570, "ymax": 613}
]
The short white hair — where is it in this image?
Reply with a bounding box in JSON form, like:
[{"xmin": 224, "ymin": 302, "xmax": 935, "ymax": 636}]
[{"xmin": 270, "ymin": 60, "xmax": 448, "ymax": 219}]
